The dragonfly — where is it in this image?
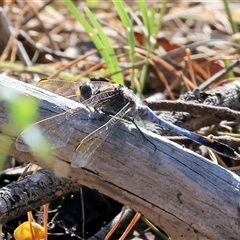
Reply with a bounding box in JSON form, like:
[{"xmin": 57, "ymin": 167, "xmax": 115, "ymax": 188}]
[{"xmin": 16, "ymin": 78, "xmax": 240, "ymax": 168}]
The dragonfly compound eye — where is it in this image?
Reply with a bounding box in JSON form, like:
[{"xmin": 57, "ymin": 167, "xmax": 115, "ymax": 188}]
[{"xmin": 80, "ymin": 82, "xmax": 93, "ymax": 100}]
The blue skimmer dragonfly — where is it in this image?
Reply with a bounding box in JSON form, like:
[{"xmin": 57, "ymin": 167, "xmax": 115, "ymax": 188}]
[{"xmin": 16, "ymin": 78, "xmax": 240, "ymax": 167}]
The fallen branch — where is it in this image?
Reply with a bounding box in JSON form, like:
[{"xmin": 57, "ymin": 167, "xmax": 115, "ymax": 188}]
[
  {"xmin": 0, "ymin": 75, "xmax": 240, "ymax": 239},
  {"xmin": 0, "ymin": 169, "xmax": 80, "ymax": 223}
]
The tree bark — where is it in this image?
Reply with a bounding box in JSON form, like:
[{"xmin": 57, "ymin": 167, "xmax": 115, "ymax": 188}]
[
  {"xmin": 0, "ymin": 74, "xmax": 240, "ymax": 239},
  {"xmin": 0, "ymin": 169, "xmax": 80, "ymax": 223}
]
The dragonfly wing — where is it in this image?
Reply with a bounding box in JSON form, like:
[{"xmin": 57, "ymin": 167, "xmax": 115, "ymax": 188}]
[
  {"xmin": 81, "ymin": 89, "xmax": 119, "ymax": 108},
  {"xmin": 16, "ymin": 113, "xmax": 74, "ymax": 152},
  {"xmin": 71, "ymin": 133, "xmax": 105, "ymax": 168},
  {"xmin": 71, "ymin": 116, "xmax": 111, "ymax": 168},
  {"xmin": 71, "ymin": 102, "xmax": 132, "ymax": 168},
  {"xmin": 36, "ymin": 79, "xmax": 81, "ymax": 99}
]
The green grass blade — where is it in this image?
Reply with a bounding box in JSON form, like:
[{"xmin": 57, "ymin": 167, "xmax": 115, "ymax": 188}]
[
  {"xmin": 222, "ymin": 0, "xmax": 238, "ymax": 34},
  {"xmin": 113, "ymin": 0, "xmax": 136, "ymax": 88},
  {"xmin": 64, "ymin": 0, "xmax": 124, "ymax": 84},
  {"xmin": 223, "ymin": 59, "xmax": 234, "ymax": 79},
  {"xmin": 138, "ymin": 63, "xmax": 148, "ymax": 96},
  {"xmin": 84, "ymin": 7, "xmax": 123, "ymax": 84},
  {"xmin": 64, "ymin": 1, "xmax": 107, "ymax": 62},
  {"xmin": 139, "ymin": 0, "xmax": 151, "ymax": 43},
  {"xmin": 113, "ymin": 1, "xmax": 135, "ymax": 64},
  {"xmin": 138, "ymin": 1, "xmax": 168, "ymax": 95},
  {"xmin": 138, "ymin": 0, "xmax": 151, "ymax": 95},
  {"xmin": 151, "ymin": 0, "xmax": 168, "ymax": 50},
  {"xmin": 149, "ymin": 6, "xmax": 156, "ymax": 40}
]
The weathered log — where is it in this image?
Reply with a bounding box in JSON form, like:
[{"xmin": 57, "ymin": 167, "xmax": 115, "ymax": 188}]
[
  {"xmin": 0, "ymin": 169, "xmax": 80, "ymax": 223},
  {"xmin": 0, "ymin": 74, "xmax": 240, "ymax": 239}
]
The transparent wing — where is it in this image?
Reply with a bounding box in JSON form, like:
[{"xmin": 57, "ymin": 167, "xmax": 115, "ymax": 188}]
[
  {"xmin": 36, "ymin": 79, "xmax": 81, "ymax": 100},
  {"xmin": 15, "ymin": 88, "xmax": 119, "ymax": 153},
  {"xmin": 82, "ymin": 89, "xmax": 120, "ymax": 107},
  {"xmin": 15, "ymin": 112, "xmax": 75, "ymax": 152},
  {"xmin": 37, "ymin": 79, "xmax": 116, "ymax": 102},
  {"xmin": 16, "ymin": 80, "xmax": 124, "ymax": 157},
  {"xmin": 71, "ymin": 102, "xmax": 132, "ymax": 168},
  {"xmin": 70, "ymin": 129, "xmax": 108, "ymax": 168}
]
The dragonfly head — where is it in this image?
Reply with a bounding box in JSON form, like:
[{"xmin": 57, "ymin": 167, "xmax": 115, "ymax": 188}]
[
  {"xmin": 80, "ymin": 81, "xmax": 102, "ymax": 100},
  {"xmin": 80, "ymin": 82, "xmax": 93, "ymax": 100}
]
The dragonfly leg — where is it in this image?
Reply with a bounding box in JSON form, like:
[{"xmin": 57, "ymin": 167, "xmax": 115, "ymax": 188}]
[{"xmin": 132, "ymin": 119, "xmax": 157, "ymax": 151}]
